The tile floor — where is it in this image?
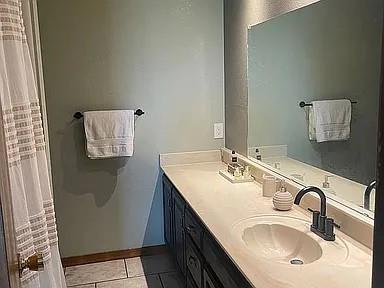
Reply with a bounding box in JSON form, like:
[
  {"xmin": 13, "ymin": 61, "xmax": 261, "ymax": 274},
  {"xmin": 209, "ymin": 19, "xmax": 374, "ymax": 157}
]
[{"xmin": 65, "ymin": 253, "xmax": 185, "ymax": 288}]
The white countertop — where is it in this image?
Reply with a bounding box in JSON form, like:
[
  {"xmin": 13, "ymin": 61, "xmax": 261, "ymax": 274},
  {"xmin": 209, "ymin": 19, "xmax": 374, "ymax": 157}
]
[{"xmin": 161, "ymin": 161, "xmax": 372, "ymax": 288}]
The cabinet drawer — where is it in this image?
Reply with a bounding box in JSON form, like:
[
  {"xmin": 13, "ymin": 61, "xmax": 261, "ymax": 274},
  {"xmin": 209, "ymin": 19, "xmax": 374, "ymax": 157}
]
[
  {"xmin": 185, "ymin": 208, "xmax": 203, "ymax": 249},
  {"xmin": 186, "ymin": 237, "xmax": 202, "ymax": 288}
]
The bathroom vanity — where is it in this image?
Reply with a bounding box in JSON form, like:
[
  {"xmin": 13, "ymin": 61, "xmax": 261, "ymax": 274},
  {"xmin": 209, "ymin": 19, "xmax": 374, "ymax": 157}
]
[
  {"xmin": 161, "ymin": 152, "xmax": 372, "ymax": 288},
  {"xmin": 163, "ymin": 174, "xmax": 252, "ymax": 288}
]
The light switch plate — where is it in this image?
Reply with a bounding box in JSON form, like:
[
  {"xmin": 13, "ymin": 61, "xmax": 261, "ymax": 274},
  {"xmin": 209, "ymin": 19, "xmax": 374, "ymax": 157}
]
[{"xmin": 214, "ymin": 123, "xmax": 224, "ymax": 139}]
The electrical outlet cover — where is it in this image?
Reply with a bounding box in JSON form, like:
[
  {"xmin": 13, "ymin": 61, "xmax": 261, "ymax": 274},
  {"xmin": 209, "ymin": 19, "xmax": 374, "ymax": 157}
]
[{"xmin": 214, "ymin": 123, "xmax": 224, "ymax": 139}]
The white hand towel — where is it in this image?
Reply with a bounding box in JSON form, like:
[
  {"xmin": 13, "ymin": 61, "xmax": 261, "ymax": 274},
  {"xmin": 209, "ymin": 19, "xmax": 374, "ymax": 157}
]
[
  {"xmin": 312, "ymin": 100, "xmax": 351, "ymax": 143},
  {"xmin": 308, "ymin": 106, "xmax": 317, "ymax": 141},
  {"xmin": 83, "ymin": 110, "xmax": 134, "ymax": 159}
]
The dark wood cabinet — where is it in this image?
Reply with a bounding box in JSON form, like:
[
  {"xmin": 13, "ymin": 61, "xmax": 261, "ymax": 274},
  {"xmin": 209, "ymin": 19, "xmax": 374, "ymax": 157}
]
[
  {"xmin": 163, "ymin": 176, "xmax": 173, "ymax": 249},
  {"xmin": 174, "ymin": 191, "xmax": 186, "ymax": 275},
  {"xmin": 187, "ymin": 271, "xmax": 199, "ymax": 288},
  {"xmin": 203, "ymin": 268, "xmax": 222, "ymax": 288},
  {"xmin": 185, "ymin": 208, "xmax": 203, "ymax": 249},
  {"xmin": 186, "ymin": 236, "xmax": 202, "ymax": 287},
  {"xmin": 162, "ymin": 174, "xmax": 252, "ymax": 288},
  {"xmin": 202, "ymin": 232, "xmax": 251, "ymax": 288}
]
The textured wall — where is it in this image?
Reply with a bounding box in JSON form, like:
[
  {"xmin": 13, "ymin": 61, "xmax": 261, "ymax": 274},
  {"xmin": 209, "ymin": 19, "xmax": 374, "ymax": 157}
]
[
  {"xmin": 38, "ymin": 0, "xmax": 224, "ymax": 257},
  {"xmin": 248, "ymin": 0, "xmax": 383, "ymax": 184},
  {"xmin": 224, "ymin": 0, "xmax": 321, "ymax": 155}
]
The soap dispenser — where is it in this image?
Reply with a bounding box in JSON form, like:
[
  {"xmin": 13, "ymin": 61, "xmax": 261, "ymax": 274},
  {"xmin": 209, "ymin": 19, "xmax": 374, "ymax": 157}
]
[
  {"xmin": 322, "ymin": 175, "xmax": 336, "ymax": 195},
  {"xmin": 273, "ymin": 181, "xmax": 294, "ymax": 211}
]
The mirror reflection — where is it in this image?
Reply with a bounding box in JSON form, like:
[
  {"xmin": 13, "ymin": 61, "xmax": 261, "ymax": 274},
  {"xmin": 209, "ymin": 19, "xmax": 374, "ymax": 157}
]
[{"xmin": 247, "ymin": 0, "xmax": 383, "ymax": 217}]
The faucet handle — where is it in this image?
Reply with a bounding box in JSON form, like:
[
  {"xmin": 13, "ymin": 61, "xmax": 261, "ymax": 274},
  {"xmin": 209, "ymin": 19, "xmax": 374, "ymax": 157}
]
[
  {"xmin": 325, "ymin": 218, "xmax": 341, "ymax": 240},
  {"xmin": 332, "ymin": 220, "xmax": 341, "ymax": 229},
  {"xmin": 308, "ymin": 208, "xmax": 320, "ymax": 229}
]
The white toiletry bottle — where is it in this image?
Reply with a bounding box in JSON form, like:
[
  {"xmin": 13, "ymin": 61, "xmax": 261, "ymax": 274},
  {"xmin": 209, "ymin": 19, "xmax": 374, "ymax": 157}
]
[{"xmin": 243, "ymin": 166, "xmax": 251, "ymax": 179}]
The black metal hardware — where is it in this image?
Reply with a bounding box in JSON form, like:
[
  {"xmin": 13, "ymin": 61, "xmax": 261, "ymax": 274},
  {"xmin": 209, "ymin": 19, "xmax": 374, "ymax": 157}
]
[
  {"xmin": 299, "ymin": 100, "xmax": 357, "ymax": 108},
  {"xmin": 185, "ymin": 225, "xmax": 195, "ymax": 234},
  {"xmin": 73, "ymin": 112, "xmax": 83, "ymax": 119},
  {"xmin": 364, "ymin": 180, "xmax": 376, "ymax": 210},
  {"xmin": 308, "ymin": 208, "xmax": 320, "ymax": 230},
  {"xmin": 188, "ymin": 255, "xmax": 198, "ymax": 268},
  {"xmin": 73, "ymin": 109, "xmax": 145, "ymax": 119},
  {"xmin": 295, "ymin": 186, "xmax": 340, "ymax": 241}
]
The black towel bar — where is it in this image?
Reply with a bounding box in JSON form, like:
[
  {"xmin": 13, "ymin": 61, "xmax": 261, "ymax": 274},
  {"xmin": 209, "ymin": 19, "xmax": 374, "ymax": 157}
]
[{"xmin": 73, "ymin": 109, "xmax": 144, "ymax": 119}]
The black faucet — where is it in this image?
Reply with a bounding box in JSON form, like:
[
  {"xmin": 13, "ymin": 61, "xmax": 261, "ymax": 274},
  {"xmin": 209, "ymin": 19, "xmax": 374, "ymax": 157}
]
[
  {"xmin": 294, "ymin": 186, "xmax": 340, "ymax": 241},
  {"xmin": 364, "ymin": 180, "xmax": 376, "ymax": 210}
]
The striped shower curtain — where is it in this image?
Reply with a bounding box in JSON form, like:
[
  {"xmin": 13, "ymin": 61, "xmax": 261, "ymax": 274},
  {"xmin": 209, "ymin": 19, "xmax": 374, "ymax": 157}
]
[{"xmin": 0, "ymin": 0, "xmax": 66, "ymax": 287}]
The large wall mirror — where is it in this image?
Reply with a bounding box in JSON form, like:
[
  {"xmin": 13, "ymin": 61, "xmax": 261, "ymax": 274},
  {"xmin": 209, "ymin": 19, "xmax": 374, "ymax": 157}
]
[{"xmin": 247, "ymin": 0, "xmax": 383, "ymax": 219}]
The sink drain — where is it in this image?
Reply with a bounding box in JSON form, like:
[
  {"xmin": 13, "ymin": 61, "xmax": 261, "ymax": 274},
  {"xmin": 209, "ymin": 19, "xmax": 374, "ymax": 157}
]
[{"xmin": 290, "ymin": 259, "xmax": 304, "ymax": 265}]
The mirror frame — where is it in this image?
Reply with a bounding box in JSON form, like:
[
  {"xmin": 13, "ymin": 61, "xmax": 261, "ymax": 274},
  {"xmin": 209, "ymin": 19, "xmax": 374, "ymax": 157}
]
[{"xmin": 372, "ymin": 15, "xmax": 384, "ymax": 287}]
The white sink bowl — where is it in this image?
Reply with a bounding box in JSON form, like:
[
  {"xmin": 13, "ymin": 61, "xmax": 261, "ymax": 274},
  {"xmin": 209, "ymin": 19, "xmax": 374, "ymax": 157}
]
[{"xmin": 233, "ymin": 215, "xmax": 348, "ymax": 266}]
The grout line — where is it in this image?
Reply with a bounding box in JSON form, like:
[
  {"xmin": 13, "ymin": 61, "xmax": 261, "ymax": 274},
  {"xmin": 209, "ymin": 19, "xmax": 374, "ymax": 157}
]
[
  {"xmin": 94, "ymin": 274, "xmax": 157, "ymax": 286},
  {"xmin": 67, "ymin": 275, "xmax": 126, "ymax": 287},
  {"xmin": 67, "ymin": 284, "xmax": 96, "ymax": 288},
  {"xmin": 123, "ymin": 258, "xmax": 129, "ymax": 278}
]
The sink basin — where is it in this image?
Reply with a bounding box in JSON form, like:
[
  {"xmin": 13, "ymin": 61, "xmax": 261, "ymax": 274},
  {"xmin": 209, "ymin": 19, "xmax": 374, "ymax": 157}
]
[
  {"xmin": 232, "ymin": 215, "xmax": 348, "ymax": 266},
  {"xmin": 243, "ymin": 223, "xmax": 322, "ymax": 264}
]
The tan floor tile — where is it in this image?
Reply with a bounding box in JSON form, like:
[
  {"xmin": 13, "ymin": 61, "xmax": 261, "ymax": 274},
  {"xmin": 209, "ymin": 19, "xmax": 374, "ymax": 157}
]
[
  {"xmin": 125, "ymin": 254, "xmax": 176, "ymax": 277},
  {"xmin": 65, "ymin": 260, "xmax": 126, "ymax": 286},
  {"xmin": 96, "ymin": 275, "xmax": 162, "ymax": 288},
  {"xmin": 69, "ymin": 284, "xmax": 95, "ymax": 288}
]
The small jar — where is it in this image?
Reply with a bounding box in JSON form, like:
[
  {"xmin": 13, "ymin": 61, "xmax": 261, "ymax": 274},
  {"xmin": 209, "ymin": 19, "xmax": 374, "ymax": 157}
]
[{"xmin": 273, "ymin": 185, "xmax": 294, "ymax": 211}]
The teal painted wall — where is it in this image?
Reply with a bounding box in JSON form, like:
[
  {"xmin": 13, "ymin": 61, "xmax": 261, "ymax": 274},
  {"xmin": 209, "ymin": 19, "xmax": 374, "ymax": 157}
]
[
  {"xmin": 38, "ymin": 0, "xmax": 224, "ymax": 257},
  {"xmin": 248, "ymin": 0, "xmax": 383, "ymax": 184}
]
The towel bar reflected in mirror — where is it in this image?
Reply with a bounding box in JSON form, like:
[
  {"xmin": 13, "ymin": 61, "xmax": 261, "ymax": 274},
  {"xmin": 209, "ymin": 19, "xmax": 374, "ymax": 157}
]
[{"xmin": 299, "ymin": 101, "xmax": 357, "ymax": 108}]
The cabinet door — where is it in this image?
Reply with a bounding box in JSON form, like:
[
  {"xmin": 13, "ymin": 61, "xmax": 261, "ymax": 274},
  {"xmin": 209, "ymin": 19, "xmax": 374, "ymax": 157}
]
[
  {"xmin": 185, "ymin": 236, "xmax": 203, "ymax": 288},
  {"xmin": 162, "ymin": 175, "xmax": 173, "ymax": 249},
  {"xmin": 174, "ymin": 194, "xmax": 185, "ymax": 275},
  {"xmin": 185, "ymin": 208, "xmax": 203, "ymax": 249}
]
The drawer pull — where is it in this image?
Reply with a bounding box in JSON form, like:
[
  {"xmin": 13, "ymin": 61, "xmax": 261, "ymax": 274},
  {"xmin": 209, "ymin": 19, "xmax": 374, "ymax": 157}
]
[
  {"xmin": 188, "ymin": 255, "xmax": 198, "ymax": 268},
  {"xmin": 186, "ymin": 225, "xmax": 195, "ymax": 234}
]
